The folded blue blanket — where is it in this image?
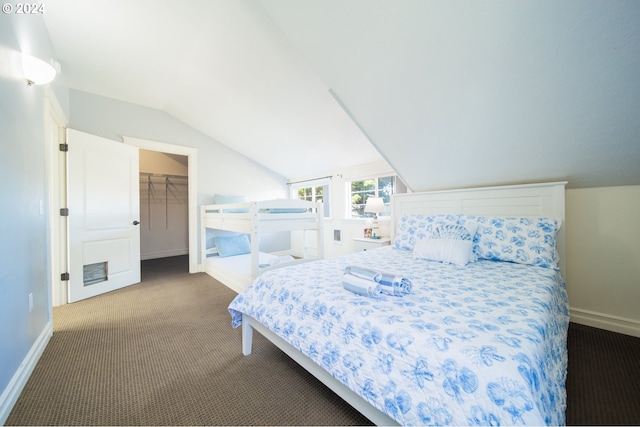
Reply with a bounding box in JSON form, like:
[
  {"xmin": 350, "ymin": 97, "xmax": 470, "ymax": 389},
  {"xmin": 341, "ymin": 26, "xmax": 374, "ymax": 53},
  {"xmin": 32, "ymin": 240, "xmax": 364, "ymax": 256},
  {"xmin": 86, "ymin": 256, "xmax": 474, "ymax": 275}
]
[
  {"xmin": 343, "ymin": 265, "xmax": 412, "ymax": 297},
  {"xmin": 344, "ymin": 265, "xmax": 382, "ymax": 282},
  {"xmin": 379, "ymin": 272, "xmax": 412, "ymax": 296},
  {"xmin": 342, "ymin": 274, "xmax": 381, "ymax": 297}
]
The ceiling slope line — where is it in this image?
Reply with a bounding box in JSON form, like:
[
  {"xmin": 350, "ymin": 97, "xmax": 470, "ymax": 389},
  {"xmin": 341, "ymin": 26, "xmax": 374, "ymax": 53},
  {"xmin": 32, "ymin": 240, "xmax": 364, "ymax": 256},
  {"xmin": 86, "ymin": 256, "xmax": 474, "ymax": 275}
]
[{"xmin": 328, "ymin": 89, "xmax": 413, "ymax": 192}]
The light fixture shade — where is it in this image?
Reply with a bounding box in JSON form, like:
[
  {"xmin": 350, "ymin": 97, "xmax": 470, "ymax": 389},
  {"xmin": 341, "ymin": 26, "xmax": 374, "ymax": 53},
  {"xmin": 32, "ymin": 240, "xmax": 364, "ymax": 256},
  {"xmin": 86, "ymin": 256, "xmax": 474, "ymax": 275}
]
[
  {"xmin": 22, "ymin": 54, "xmax": 56, "ymax": 85},
  {"xmin": 364, "ymin": 196, "xmax": 385, "ymax": 214}
]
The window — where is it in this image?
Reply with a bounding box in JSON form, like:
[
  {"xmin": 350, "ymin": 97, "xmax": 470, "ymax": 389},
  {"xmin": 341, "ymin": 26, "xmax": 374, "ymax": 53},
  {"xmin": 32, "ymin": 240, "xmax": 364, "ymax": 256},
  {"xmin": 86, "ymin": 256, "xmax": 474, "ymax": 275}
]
[
  {"xmin": 348, "ymin": 175, "xmax": 406, "ymax": 218},
  {"xmin": 290, "ymin": 180, "xmax": 331, "ymax": 218}
]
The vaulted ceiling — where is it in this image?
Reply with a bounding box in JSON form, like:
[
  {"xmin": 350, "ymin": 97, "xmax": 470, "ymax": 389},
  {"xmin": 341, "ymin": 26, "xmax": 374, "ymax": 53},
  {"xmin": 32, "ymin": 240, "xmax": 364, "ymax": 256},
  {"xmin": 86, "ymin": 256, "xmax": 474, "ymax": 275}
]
[{"xmin": 43, "ymin": 0, "xmax": 640, "ymax": 191}]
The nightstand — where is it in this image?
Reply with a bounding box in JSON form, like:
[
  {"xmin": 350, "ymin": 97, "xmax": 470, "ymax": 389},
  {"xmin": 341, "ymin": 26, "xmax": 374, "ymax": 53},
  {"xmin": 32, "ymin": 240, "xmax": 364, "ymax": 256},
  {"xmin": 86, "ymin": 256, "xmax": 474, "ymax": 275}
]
[{"xmin": 352, "ymin": 237, "xmax": 391, "ymax": 252}]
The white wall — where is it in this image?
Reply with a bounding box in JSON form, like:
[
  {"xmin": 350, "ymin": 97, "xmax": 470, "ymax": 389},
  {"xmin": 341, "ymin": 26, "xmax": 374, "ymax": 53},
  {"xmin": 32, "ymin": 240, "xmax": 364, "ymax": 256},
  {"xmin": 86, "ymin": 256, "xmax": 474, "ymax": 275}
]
[
  {"xmin": 264, "ymin": 1, "xmax": 640, "ymax": 192},
  {"xmin": 291, "ymin": 160, "xmax": 395, "ymax": 258},
  {"xmin": 565, "ymin": 185, "xmax": 640, "ymax": 337}
]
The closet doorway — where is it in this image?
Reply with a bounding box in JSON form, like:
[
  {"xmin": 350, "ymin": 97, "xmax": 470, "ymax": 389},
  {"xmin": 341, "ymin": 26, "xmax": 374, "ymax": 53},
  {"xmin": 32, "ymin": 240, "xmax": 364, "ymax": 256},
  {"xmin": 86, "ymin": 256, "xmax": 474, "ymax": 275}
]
[
  {"xmin": 139, "ymin": 150, "xmax": 188, "ymax": 262},
  {"xmin": 123, "ymin": 137, "xmax": 198, "ymax": 275}
]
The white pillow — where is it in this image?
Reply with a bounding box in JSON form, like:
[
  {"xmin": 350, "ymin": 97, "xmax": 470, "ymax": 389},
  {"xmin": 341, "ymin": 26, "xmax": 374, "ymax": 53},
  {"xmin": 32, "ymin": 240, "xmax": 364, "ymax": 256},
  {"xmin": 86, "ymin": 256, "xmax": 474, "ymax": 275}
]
[{"xmin": 413, "ymin": 222, "xmax": 478, "ymax": 266}]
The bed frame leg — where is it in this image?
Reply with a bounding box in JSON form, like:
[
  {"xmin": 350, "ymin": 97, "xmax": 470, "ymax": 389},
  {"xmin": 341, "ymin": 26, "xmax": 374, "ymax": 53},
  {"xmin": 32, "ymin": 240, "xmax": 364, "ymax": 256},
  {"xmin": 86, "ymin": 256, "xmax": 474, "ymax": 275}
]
[{"xmin": 242, "ymin": 316, "xmax": 253, "ymax": 356}]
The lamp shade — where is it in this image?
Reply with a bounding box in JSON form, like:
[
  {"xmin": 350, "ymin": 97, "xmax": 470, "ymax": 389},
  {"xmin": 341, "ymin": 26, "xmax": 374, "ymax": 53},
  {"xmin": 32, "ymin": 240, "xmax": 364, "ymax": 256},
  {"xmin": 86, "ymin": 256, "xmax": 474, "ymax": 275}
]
[
  {"xmin": 364, "ymin": 197, "xmax": 385, "ymax": 214},
  {"xmin": 22, "ymin": 54, "xmax": 56, "ymax": 85}
]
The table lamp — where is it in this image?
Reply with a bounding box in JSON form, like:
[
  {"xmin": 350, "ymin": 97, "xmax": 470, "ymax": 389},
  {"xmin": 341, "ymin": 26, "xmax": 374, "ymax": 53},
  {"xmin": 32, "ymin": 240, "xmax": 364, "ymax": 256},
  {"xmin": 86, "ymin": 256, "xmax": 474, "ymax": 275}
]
[{"xmin": 364, "ymin": 197, "xmax": 385, "ymax": 239}]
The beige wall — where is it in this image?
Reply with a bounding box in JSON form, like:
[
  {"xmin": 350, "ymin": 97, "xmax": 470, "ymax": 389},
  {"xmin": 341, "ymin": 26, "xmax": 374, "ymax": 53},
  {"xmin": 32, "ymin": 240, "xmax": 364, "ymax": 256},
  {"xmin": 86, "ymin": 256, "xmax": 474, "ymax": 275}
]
[
  {"xmin": 565, "ymin": 185, "xmax": 640, "ymax": 337},
  {"xmin": 140, "ymin": 149, "xmax": 188, "ymax": 176}
]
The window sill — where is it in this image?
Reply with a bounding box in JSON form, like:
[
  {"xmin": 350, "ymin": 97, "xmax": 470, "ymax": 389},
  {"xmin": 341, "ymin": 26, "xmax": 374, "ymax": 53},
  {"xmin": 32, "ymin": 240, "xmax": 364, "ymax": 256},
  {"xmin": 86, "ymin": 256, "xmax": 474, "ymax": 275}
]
[{"xmin": 342, "ymin": 218, "xmax": 391, "ymax": 225}]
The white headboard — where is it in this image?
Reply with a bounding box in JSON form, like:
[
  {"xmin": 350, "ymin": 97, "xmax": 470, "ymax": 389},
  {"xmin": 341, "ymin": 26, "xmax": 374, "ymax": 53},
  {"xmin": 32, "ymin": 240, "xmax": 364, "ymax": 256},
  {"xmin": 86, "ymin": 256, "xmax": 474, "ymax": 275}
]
[{"xmin": 391, "ymin": 181, "xmax": 568, "ymax": 275}]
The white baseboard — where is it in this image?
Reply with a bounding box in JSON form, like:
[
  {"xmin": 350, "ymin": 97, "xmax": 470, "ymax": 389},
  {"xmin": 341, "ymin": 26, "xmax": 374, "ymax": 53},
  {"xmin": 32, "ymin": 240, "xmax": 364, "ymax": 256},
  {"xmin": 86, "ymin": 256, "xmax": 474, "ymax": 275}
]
[
  {"xmin": 269, "ymin": 250, "xmax": 294, "ymax": 257},
  {"xmin": 570, "ymin": 307, "xmax": 640, "ymax": 338},
  {"xmin": 289, "ymin": 249, "xmax": 320, "ymax": 259},
  {"xmin": 0, "ymin": 321, "xmax": 53, "ymax": 425},
  {"xmin": 289, "ymin": 250, "xmax": 304, "ymax": 258},
  {"xmin": 141, "ymin": 249, "xmax": 189, "ymax": 260}
]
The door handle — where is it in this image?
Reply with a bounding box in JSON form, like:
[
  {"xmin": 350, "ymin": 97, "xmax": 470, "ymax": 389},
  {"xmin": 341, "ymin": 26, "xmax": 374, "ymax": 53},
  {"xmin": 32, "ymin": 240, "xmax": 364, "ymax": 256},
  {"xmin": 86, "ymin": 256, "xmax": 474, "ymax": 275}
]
[{"xmin": 133, "ymin": 220, "xmax": 140, "ymax": 225}]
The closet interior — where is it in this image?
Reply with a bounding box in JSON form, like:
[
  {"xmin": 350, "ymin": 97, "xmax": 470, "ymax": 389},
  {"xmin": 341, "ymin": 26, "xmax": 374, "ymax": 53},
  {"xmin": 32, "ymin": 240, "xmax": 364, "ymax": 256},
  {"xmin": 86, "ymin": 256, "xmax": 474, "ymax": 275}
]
[{"xmin": 139, "ymin": 150, "xmax": 189, "ymax": 260}]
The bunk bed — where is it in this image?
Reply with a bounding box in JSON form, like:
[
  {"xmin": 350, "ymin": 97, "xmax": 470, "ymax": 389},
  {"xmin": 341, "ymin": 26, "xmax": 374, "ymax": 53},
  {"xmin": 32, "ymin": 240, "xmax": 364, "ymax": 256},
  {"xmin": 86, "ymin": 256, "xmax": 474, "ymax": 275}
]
[
  {"xmin": 228, "ymin": 182, "xmax": 569, "ymax": 426},
  {"xmin": 200, "ymin": 198, "xmax": 324, "ymax": 293}
]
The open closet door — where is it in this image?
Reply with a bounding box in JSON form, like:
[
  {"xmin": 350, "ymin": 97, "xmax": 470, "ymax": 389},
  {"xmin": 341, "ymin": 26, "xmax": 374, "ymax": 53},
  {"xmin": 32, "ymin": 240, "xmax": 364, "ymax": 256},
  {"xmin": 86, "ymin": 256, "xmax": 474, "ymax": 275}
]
[{"xmin": 67, "ymin": 129, "xmax": 141, "ymax": 303}]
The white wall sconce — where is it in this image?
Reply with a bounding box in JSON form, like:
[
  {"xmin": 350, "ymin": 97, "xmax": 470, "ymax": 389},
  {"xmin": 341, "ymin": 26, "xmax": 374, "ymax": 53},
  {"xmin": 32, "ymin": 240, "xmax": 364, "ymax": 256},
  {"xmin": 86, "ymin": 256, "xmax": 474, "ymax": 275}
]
[{"xmin": 22, "ymin": 53, "xmax": 58, "ymax": 86}]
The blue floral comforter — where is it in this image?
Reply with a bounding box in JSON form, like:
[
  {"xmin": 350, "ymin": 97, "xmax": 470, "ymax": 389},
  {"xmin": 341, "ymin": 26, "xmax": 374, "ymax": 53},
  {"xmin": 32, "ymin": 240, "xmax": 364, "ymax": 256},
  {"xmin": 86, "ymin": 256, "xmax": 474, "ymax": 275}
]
[{"xmin": 228, "ymin": 246, "xmax": 569, "ymax": 426}]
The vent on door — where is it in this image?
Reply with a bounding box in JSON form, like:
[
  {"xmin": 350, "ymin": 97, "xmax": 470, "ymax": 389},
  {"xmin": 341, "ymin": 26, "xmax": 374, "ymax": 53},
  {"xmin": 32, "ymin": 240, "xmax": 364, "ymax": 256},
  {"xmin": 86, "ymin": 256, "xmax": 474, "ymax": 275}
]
[{"xmin": 83, "ymin": 262, "xmax": 108, "ymax": 286}]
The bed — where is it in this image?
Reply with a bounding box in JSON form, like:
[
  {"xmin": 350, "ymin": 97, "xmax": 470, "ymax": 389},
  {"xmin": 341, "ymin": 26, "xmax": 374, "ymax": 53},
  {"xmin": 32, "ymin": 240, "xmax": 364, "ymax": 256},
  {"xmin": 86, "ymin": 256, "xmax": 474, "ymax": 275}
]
[
  {"xmin": 228, "ymin": 182, "xmax": 569, "ymax": 426},
  {"xmin": 200, "ymin": 197, "xmax": 324, "ymax": 293}
]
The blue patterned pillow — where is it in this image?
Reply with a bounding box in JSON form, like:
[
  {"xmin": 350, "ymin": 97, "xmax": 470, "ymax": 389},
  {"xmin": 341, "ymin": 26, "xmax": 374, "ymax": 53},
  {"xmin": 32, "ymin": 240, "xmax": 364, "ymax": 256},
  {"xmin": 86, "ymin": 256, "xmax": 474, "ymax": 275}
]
[
  {"xmin": 393, "ymin": 214, "xmax": 462, "ymax": 251},
  {"xmin": 470, "ymin": 216, "xmax": 561, "ymax": 270}
]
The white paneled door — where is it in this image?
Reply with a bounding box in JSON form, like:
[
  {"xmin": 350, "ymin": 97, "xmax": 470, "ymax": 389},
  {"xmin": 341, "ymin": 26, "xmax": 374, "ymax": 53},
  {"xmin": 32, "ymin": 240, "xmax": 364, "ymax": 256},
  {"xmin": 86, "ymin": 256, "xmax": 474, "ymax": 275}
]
[{"xmin": 67, "ymin": 129, "xmax": 141, "ymax": 303}]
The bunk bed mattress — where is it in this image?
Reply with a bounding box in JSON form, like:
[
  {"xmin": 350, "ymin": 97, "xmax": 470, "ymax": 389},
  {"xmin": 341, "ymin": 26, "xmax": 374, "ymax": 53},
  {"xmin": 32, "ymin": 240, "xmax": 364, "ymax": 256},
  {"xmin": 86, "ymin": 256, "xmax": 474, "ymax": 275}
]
[
  {"xmin": 205, "ymin": 252, "xmax": 293, "ymax": 283},
  {"xmin": 228, "ymin": 246, "xmax": 569, "ymax": 426}
]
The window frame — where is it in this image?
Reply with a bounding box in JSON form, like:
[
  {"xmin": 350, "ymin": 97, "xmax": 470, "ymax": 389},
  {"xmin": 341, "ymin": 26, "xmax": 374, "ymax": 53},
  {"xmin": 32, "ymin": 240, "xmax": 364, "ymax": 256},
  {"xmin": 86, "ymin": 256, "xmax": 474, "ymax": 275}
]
[
  {"xmin": 346, "ymin": 174, "xmax": 404, "ymax": 219},
  {"xmin": 289, "ymin": 178, "xmax": 331, "ymax": 219}
]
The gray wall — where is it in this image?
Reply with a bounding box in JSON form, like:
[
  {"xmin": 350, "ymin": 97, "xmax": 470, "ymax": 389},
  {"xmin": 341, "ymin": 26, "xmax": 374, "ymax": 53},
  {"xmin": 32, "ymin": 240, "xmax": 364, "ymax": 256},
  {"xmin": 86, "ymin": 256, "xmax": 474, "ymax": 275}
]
[
  {"xmin": 69, "ymin": 89, "xmax": 288, "ymax": 205},
  {"xmin": 0, "ymin": 13, "xmax": 68, "ymax": 422},
  {"xmin": 68, "ymin": 89, "xmax": 292, "ymax": 253},
  {"xmin": 0, "ymin": 15, "xmax": 289, "ymax": 420}
]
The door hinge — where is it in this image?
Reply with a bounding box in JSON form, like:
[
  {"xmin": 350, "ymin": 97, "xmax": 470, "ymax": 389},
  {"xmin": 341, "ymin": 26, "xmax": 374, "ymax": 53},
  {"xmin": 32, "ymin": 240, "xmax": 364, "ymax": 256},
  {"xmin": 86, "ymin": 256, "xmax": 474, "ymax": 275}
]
[
  {"xmin": 60, "ymin": 208, "xmax": 69, "ymax": 216},
  {"xmin": 61, "ymin": 272, "xmax": 70, "ymax": 281},
  {"xmin": 59, "ymin": 143, "xmax": 69, "ymax": 152}
]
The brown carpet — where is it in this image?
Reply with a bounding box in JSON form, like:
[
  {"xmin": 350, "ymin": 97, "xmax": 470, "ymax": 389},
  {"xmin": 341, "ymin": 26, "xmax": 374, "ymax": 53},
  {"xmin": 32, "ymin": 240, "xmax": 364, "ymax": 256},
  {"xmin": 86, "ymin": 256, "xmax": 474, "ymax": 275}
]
[
  {"xmin": 566, "ymin": 322, "xmax": 640, "ymax": 425},
  {"xmin": 6, "ymin": 256, "xmax": 371, "ymax": 426},
  {"xmin": 6, "ymin": 255, "xmax": 640, "ymax": 426}
]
